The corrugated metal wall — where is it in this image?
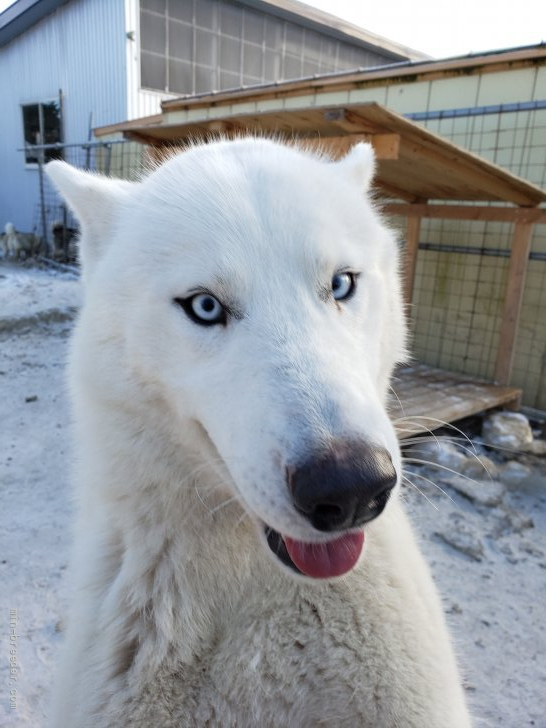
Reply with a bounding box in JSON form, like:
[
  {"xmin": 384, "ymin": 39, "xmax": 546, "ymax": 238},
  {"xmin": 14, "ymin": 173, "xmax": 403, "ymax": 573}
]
[{"xmin": 0, "ymin": 0, "xmax": 128, "ymax": 232}]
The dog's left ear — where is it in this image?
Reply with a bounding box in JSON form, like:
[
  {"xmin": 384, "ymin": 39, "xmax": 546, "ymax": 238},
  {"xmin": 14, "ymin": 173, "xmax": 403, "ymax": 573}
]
[
  {"xmin": 336, "ymin": 142, "xmax": 376, "ymax": 193},
  {"xmin": 46, "ymin": 161, "xmax": 136, "ymax": 278}
]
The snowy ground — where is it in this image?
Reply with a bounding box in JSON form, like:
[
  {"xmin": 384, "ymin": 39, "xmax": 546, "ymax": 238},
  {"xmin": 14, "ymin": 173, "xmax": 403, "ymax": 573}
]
[{"xmin": 1, "ymin": 263, "xmax": 545, "ymax": 727}]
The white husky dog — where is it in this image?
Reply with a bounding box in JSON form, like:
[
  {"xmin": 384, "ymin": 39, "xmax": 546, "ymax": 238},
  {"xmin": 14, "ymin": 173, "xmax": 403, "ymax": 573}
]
[{"xmin": 46, "ymin": 139, "xmax": 471, "ymax": 727}]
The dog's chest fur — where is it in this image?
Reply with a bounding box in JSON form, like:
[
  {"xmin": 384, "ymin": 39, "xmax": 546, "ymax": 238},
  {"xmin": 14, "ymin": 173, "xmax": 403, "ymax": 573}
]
[{"xmin": 82, "ymin": 503, "xmax": 464, "ymax": 728}]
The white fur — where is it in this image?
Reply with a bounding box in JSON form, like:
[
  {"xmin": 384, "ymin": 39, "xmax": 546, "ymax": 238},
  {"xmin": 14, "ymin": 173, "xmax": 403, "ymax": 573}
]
[{"xmin": 46, "ymin": 139, "xmax": 472, "ymax": 727}]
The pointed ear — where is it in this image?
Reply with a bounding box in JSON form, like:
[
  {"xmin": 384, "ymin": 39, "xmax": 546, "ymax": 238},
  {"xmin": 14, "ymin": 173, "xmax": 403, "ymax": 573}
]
[
  {"xmin": 45, "ymin": 161, "xmax": 135, "ymax": 277},
  {"xmin": 336, "ymin": 142, "xmax": 376, "ymax": 192}
]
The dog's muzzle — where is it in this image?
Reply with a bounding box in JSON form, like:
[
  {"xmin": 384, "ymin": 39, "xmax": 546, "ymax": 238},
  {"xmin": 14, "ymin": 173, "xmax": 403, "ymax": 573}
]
[{"xmin": 264, "ymin": 441, "xmax": 397, "ymax": 579}]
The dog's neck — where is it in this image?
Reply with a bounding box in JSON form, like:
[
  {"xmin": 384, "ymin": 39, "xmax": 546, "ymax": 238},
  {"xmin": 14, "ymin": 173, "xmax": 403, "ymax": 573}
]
[{"xmin": 72, "ymin": 392, "xmax": 268, "ymax": 679}]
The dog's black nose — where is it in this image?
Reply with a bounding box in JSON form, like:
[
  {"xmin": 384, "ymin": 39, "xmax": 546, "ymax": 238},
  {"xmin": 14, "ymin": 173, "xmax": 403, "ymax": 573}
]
[{"xmin": 287, "ymin": 442, "xmax": 397, "ymax": 532}]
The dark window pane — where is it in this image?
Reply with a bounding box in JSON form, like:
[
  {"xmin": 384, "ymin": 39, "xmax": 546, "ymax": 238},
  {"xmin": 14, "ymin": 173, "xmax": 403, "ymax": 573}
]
[
  {"xmin": 195, "ymin": 0, "xmax": 216, "ymax": 30},
  {"xmin": 42, "ymin": 101, "xmax": 62, "ymax": 145},
  {"xmin": 168, "ymin": 20, "xmax": 193, "ymax": 60},
  {"xmin": 264, "ymin": 16, "xmax": 283, "ymax": 48},
  {"xmin": 219, "ymin": 35, "xmax": 240, "ymax": 72},
  {"xmin": 320, "ymin": 37, "xmax": 337, "ymax": 66},
  {"xmin": 141, "ymin": 51, "xmax": 167, "ymax": 89},
  {"xmin": 243, "ymin": 8, "xmax": 263, "ymax": 42},
  {"xmin": 339, "ymin": 45, "xmax": 367, "ymax": 69},
  {"xmin": 195, "ymin": 28, "xmax": 216, "ymax": 65},
  {"xmin": 220, "ymin": 2, "xmax": 241, "ymax": 37},
  {"xmin": 284, "ymin": 23, "xmax": 303, "ymax": 53},
  {"xmin": 140, "ymin": 10, "xmax": 166, "ymax": 54},
  {"xmin": 283, "ymin": 53, "xmax": 301, "ymax": 79},
  {"xmin": 141, "ymin": 0, "xmax": 166, "ymax": 12},
  {"xmin": 219, "ymin": 69, "xmax": 240, "ymax": 89},
  {"xmin": 168, "ymin": 58, "xmax": 194, "ymax": 94},
  {"xmin": 319, "ymin": 57, "xmax": 336, "ymax": 73},
  {"xmin": 303, "ymin": 29, "xmax": 321, "ymax": 62},
  {"xmin": 302, "ymin": 59, "xmax": 319, "ymax": 77},
  {"xmin": 22, "ymin": 104, "xmax": 40, "ymax": 163},
  {"xmin": 264, "ymin": 48, "xmax": 280, "ymax": 79},
  {"xmin": 22, "ymin": 102, "xmax": 62, "ymax": 164},
  {"xmin": 168, "ymin": 0, "xmax": 193, "ymax": 22},
  {"xmin": 319, "ymin": 61, "xmax": 336, "ymax": 74},
  {"xmin": 242, "ymin": 74, "xmax": 261, "ymax": 86},
  {"xmin": 22, "ymin": 104, "xmax": 40, "ymax": 145},
  {"xmin": 243, "ymin": 43, "xmax": 262, "ymax": 78},
  {"xmin": 195, "ymin": 64, "xmax": 217, "ymax": 92}
]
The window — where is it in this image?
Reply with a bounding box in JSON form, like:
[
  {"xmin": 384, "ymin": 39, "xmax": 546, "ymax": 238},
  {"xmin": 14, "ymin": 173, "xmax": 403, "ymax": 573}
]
[
  {"xmin": 22, "ymin": 101, "xmax": 63, "ymax": 165},
  {"xmin": 139, "ymin": 0, "xmax": 385, "ymax": 96}
]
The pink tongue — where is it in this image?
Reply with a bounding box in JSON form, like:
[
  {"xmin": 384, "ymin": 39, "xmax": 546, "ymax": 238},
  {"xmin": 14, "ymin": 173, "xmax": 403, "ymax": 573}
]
[{"xmin": 283, "ymin": 530, "xmax": 364, "ymax": 579}]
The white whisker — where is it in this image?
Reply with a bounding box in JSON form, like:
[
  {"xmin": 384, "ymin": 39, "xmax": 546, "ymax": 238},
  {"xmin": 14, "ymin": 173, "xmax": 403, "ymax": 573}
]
[
  {"xmin": 403, "ymin": 458, "xmax": 478, "ymax": 484},
  {"xmin": 401, "ymin": 475, "xmax": 440, "ymax": 511},
  {"xmin": 403, "ymin": 468, "xmax": 457, "ymax": 505}
]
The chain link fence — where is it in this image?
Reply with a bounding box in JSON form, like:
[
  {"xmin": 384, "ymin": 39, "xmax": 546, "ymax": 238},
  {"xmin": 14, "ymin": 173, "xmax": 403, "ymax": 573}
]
[{"xmin": 20, "ymin": 140, "xmax": 148, "ymax": 263}]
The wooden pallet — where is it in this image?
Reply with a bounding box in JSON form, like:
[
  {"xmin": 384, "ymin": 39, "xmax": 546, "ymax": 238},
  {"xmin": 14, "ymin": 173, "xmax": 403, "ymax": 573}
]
[{"xmin": 389, "ymin": 364, "xmax": 521, "ymax": 439}]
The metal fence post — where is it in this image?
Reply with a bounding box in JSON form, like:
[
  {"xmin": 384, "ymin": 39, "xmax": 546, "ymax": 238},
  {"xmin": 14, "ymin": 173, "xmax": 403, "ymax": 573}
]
[
  {"xmin": 37, "ymin": 148, "xmax": 50, "ymax": 257},
  {"xmin": 105, "ymin": 143, "xmax": 112, "ymax": 176}
]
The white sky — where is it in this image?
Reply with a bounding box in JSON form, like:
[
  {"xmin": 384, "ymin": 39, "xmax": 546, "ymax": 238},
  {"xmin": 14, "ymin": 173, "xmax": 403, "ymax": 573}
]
[
  {"xmin": 306, "ymin": 0, "xmax": 545, "ymax": 57},
  {"xmin": 0, "ymin": 0, "xmax": 544, "ymax": 58}
]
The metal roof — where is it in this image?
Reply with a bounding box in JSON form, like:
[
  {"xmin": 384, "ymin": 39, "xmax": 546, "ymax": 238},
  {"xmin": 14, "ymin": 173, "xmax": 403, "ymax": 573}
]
[
  {"xmin": 102, "ymin": 101, "xmax": 546, "ymax": 207},
  {"xmin": 0, "ymin": 0, "xmax": 68, "ymax": 48},
  {"xmin": 160, "ymin": 44, "xmax": 546, "ymax": 112},
  {"xmin": 0, "ymin": 0, "xmax": 426, "ymax": 59},
  {"xmin": 234, "ymin": 0, "xmax": 427, "ymax": 61}
]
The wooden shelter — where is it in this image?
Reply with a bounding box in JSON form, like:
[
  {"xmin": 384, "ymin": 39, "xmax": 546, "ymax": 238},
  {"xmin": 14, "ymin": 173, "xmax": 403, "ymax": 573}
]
[{"xmin": 97, "ymin": 101, "xmax": 546, "ymax": 432}]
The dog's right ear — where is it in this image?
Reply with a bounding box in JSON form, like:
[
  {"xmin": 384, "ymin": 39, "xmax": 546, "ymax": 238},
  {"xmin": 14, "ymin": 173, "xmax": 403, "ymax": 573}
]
[
  {"xmin": 336, "ymin": 143, "xmax": 376, "ymax": 193},
  {"xmin": 45, "ymin": 161, "xmax": 135, "ymax": 278}
]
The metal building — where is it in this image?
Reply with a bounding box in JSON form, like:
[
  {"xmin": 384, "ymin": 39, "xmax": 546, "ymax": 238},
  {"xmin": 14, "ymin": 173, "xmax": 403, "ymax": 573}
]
[{"xmin": 0, "ymin": 0, "xmax": 424, "ymax": 232}]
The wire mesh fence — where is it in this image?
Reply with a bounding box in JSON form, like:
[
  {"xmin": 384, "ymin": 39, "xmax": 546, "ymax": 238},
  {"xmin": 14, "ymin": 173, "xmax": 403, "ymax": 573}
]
[
  {"xmin": 24, "ymin": 140, "xmax": 148, "ymax": 262},
  {"xmin": 406, "ymin": 104, "xmax": 546, "ymax": 409},
  {"xmin": 410, "ymin": 218, "xmax": 512, "ymax": 377}
]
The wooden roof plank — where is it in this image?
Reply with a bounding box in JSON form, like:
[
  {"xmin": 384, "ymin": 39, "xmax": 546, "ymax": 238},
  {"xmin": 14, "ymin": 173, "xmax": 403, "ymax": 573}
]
[{"xmin": 101, "ymin": 102, "xmax": 546, "ymax": 206}]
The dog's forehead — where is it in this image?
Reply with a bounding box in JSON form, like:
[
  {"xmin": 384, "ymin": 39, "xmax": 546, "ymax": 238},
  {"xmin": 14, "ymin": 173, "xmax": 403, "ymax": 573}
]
[{"xmin": 127, "ymin": 141, "xmax": 378, "ymax": 282}]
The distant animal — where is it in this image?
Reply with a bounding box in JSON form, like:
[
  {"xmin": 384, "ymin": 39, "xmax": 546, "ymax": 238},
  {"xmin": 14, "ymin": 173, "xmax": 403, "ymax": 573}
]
[
  {"xmin": 4, "ymin": 222, "xmax": 41, "ymax": 260},
  {"xmin": 51, "ymin": 221, "xmax": 79, "ymax": 263},
  {"xmin": 46, "ymin": 139, "xmax": 472, "ymax": 727}
]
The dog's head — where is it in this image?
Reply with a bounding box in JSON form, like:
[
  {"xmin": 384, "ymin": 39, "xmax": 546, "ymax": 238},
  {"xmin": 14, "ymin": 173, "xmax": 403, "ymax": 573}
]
[{"xmin": 47, "ymin": 139, "xmax": 407, "ymax": 581}]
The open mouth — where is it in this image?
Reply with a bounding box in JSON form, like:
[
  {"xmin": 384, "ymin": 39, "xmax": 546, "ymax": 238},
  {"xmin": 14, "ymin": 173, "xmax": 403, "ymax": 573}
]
[{"xmin": 264, "ymin": 525, "xmax": 365, "ymax": 579}]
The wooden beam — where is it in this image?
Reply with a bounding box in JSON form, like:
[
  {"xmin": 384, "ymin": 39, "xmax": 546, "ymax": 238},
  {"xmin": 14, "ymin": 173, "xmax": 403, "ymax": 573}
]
[
  {"xmin": 377, "ymin": 181, "xmax": 421, "ymax": 203},
  {"xmin": 382, "ymin": 203, "xmax": 546, "ymax": 224},
  {"xmin": 124, "ymin": 130, "xmax": 165, "ymax": 145},
  {"xmin": 302, "ymin": 133, "xmax": 400, "ymax": 160},
  {"xmin": 370, "ymin": 134, "xmax": 400, "ymax": 160},
  {"xmin": 494, "ymin": 221, "xmax": 535, "ymax": 385},
  {"xmin": 403, "ymin": 215, "xmax": 422, "ymax": 306},
  {"xmin": 393, "ymin": 139, "xmax": 541, "ymax": 206}
]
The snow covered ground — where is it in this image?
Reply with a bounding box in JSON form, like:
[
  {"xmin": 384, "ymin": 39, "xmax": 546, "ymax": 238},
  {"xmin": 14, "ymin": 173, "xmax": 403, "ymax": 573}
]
[{"xmin": 1, "ymin": 263, "xmax": 545, "ymax": 726}]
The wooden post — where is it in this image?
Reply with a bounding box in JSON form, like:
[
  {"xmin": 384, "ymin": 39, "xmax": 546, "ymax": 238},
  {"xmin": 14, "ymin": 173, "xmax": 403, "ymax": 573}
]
[
  {"xmin": 494, "ymin": 221, "xmax": 534, "ymax": 385},
  {"xmin": 403, "ymin": 215, "xmax": 422, "ymax": 307}
]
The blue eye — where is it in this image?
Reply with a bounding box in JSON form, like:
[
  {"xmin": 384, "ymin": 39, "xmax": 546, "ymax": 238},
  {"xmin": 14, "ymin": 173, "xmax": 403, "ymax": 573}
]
[
  {"xmin": 332, "ymin": 272, "xmax": 356, "ymax": 301},
  {"xmin": 175, "ymin": 293, "xmax": 227, "ymax": 326}
]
